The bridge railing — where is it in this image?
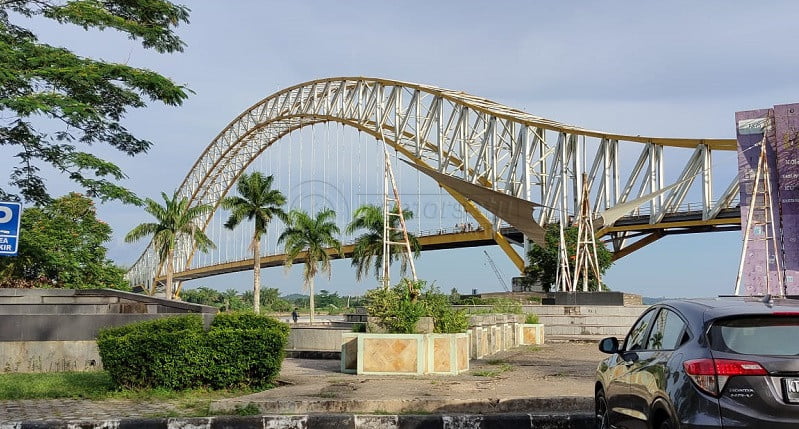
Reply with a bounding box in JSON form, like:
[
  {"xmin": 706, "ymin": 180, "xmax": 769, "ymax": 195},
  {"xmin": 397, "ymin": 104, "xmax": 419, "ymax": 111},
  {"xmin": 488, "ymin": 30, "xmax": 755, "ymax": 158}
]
[{"xmin": 612, "ymin": 198, "xmax": 740, "ymax": 218}]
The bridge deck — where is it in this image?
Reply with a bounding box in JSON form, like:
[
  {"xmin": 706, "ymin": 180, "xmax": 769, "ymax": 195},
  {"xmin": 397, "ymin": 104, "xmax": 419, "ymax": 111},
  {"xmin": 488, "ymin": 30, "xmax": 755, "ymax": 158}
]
[{"xmin": 168, "ymin": 208, "xmax": 741, "ymax": 282}]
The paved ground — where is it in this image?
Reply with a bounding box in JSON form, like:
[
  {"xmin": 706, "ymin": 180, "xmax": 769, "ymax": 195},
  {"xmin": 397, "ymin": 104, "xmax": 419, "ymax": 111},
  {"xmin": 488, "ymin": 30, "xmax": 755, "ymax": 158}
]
[{"xmin": 0, "ymin": 341, "xmax": 605, "ymax": 423}]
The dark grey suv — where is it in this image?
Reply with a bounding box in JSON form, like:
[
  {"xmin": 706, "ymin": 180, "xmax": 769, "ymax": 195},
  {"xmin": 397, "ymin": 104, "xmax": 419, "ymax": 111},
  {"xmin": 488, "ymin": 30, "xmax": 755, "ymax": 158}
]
[{"xmin": 595, "ymin": 296, "xmax": 799, "ymax": 428}]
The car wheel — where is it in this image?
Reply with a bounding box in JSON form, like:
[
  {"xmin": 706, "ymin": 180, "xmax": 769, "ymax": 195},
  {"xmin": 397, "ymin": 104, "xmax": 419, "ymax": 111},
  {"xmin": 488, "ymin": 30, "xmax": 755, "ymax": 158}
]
[{"xmin": 595, "ymin": 389, "xmax": 610, "ymax": 429}]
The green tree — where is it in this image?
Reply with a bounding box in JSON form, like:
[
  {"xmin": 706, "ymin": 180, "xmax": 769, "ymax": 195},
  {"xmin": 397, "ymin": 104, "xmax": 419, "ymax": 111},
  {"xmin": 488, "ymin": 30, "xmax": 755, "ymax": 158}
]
[
  {"xmin": 124, "ymin": 191, "xmax": 215, "ymax": 300},
  {"xmin": 345, "ymin": 204, "xmax": 420, "ymax": 282},
  {"xmin": 0, "ymin": 192, "xmax": 127, "ymax": 289},
  {"xmin": 0, "ymin": 1, "xmax": 191, "ymax": 205},
  {"xmin": 449, "ymin": 287, "xmax": 461, "ymax": 303},
  {"xmin": 220, "ymin": 172, "xmax": 287, "ymax": 314},
  {"xmin": 522, "ymin": 223, "xmax": 613, "ymax": 292},
  {"xmin": 278, "ymin": 208, "xmax": 342, "ymax": 324},
  {"xmin": 180, "ymin": 286, "xmax": 223, "ymax": 307},
  {"xmin": 316, "ymin": 289, "xmax": 346, "ymax": 309},
  {"xmin": 220, "ymin": 288, "xmax": 246, "ymax": 312},
  {"xmin": 242, "ymin": 286, "xmax": 291, "ymax": 312}
]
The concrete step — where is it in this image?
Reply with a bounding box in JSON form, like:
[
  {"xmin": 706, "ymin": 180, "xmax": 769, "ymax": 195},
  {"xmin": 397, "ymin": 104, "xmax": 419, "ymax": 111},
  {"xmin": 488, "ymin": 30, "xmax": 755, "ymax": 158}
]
[
  {"xmin": 535, "ymin": 314, "xmax": 639, "ymax": 325},
  {"xmin": 547, "ymin": 334, "xmax": 610, "ymax": 343},
  {"xmin": 526, "ymin": 305, "xmax": 648, "ymax": 317},
  {"xmin": 0, "ymin": 303, "xmax": 117, "ymax": 315},
  {"xmin": 545, "ymin": 324, "xmax": 630, "ymax": 337}
]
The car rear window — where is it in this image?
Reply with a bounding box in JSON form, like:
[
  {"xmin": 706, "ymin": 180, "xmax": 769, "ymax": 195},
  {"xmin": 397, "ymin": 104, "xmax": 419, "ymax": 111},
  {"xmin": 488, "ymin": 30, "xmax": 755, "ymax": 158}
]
[{"xmin": 709, "ymin": 316, "xmax": 799, "ymax": 356}]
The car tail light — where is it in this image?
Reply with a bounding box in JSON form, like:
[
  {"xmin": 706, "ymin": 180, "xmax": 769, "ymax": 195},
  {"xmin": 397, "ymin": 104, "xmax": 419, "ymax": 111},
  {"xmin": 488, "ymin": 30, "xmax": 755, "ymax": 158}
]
[{"xmin": 683, "ymin": 358, "xmax": 767, "ymax": 396}]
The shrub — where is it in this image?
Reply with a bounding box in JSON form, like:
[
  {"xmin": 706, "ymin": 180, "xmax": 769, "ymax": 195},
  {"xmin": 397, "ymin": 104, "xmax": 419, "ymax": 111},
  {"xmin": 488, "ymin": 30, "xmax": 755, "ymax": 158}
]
[
  {"xmin": 365, "ymin": 284, "xmax": 425, "ymax": 333},
  {"xmin": 456, "ymin": 296, "xmax": 486, "ymax": 305},
  {"xmin": 525, "ymin": 313, "xmax": 540, "ymax": 324},
  {"xmin": 210, "ymin": 311, "xmax": 286, "ymax": 332},
  {"xmin": 97, "ymin": 313, "xmax": 289, "ymax": 390},
  {"xmin": 488, "ymin": 298, "xmax": 523, "ymax": 314},
  {"xmin": 419, "ymin": 287, "xmax": 468, "ymax": 333},
  {"xmin": 365, "ymin": 280, "xmax": 468, "ymax": 334}
]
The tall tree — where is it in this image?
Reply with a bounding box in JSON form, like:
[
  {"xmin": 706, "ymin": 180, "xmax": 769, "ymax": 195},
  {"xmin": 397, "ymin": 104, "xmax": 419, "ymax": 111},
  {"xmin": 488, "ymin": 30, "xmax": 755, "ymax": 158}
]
[
  {"xmin": 345, "ymin": 204, "xmax": 420, "ymax": 282},
  {"xmin": 522, "ymin": 223, "xmax": 614, "ymax": 292},
  {"xmin": 220, "ymin": 172, "xmax": 286, "ymax": 314},
  {"xmin": 124, "ymin": 191, "xmax": 214, "ymax": 300},
  {"xmin": 0, "ymin": 1, "xmax": 191, "ymax": 205},
  {"xmin": 278, "ymin": 208, "xmax": 341, "ymax": 324},
  {"xmin": 0, "ymin": 192, "xmax": 126, "ymax": 289}
]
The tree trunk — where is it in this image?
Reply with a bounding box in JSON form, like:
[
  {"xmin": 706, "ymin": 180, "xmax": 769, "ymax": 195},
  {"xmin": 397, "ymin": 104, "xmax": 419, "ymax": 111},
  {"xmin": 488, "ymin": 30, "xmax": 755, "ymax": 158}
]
[
  {"xmin": 308, "ymin": 277, "xmax": 315, "ymax": 324},
  {"xmin": 253, "ymin": 236, "xmax": 261, "ymax": 314},
  {"xmin": 165, "ymin": 249, "xmax": 174, "ymax": 300}
]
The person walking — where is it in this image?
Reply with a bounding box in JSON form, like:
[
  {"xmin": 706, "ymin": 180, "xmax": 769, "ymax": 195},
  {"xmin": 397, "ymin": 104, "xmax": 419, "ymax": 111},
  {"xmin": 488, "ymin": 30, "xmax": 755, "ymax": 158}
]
[{"xmin": 291, "ymin": 308, "xmax": 299, "ymax": 323}]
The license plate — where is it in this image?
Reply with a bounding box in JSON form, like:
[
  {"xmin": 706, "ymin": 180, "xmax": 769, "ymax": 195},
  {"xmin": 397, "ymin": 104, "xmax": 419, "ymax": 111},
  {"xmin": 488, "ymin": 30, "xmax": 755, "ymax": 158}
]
[{"xmin": 783, "ymin": 378, "xmax": 799, "ymax": 403}]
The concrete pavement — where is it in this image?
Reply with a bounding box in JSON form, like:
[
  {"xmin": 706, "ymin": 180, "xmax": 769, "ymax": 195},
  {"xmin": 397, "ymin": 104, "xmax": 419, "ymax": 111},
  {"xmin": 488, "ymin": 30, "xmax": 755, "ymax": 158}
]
[{"xmin": 1, "ymin": 342, "xmax": 602, "ymax": 428}]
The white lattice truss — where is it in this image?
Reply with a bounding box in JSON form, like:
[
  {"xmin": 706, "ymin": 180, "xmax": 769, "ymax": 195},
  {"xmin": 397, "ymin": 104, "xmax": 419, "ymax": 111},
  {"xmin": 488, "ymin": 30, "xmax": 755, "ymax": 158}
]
[{"xmin": 125, "ymin": 77, "xmax": 739, "ymax": 289}]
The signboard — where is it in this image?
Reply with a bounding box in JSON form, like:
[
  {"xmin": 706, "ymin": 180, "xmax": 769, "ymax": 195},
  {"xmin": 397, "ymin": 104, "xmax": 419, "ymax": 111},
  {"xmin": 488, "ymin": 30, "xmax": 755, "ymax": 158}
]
[
  {"xmin": 0, "ymin": 201, "xmax": 22, "ymax": 257},
  {"xmin": 773, "ymin": 104, "xmax": 799, "ymax": 292},
  {"xmin": 736, "ymin": 103, "xmax": 799, "ymax": 295}
]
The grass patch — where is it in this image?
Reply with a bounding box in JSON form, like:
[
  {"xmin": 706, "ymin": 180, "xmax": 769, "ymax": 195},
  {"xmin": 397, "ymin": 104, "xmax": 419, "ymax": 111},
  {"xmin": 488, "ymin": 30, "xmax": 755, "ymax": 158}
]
[
  {"xmin": 0, "ymin": 371, "xmax": 115, "ymax": 400},
  {"xmin": 231, "ymin": 403, "xmax": 261, "ymax": 416},
  {"xmin": 0, "ymin": 371, "xmax": 257, "ymax": 417},
  {"xmin": 472, "ymin": 362, "xmax": 513, "ymax": 377}
]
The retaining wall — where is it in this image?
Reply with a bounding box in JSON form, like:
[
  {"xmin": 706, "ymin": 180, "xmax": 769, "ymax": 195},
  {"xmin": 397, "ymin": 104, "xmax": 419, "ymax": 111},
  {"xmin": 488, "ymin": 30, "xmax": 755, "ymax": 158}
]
[{"xmin": 0, "ymin": 289, "xmax": 216, "ymax": 373}]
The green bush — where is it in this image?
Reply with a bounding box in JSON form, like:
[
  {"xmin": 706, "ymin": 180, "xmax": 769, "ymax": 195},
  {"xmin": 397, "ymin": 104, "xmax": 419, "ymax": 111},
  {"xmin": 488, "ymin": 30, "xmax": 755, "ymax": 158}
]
[
  {"xmin": 524, "ymin": 313, "xmax": 540, "ymax": 324},
  {"xmin": 97, "ymin": 313, "xmax": 289, "ymax": 390},
  {"xmin": 419, "ymin": 287, "xmax": 468, "ymax": 333},
  {"xmin": 210, "ymin": 311, "xmax": 286, "ymax": 332},
  {"xmin": 365, "ymin": 280, "xmax": 468, "ymax": 334},
  {"xmin": 366, "ymin": 284, "xmax": 425, "ymax": 333},
  {"xmin": 455, "ymin": 296, "xmax": 487, "ymax": 305},
  {"xmin": 488, "ymin": 298, "xmax": 523, "ymax": 314}
]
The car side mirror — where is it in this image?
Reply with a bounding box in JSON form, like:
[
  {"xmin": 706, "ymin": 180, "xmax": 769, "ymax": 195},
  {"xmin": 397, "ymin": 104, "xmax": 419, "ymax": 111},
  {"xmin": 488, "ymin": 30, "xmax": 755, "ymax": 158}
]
[{"xmin": 598, "ymin": 337, "xmax": 619, "ymax": 354}]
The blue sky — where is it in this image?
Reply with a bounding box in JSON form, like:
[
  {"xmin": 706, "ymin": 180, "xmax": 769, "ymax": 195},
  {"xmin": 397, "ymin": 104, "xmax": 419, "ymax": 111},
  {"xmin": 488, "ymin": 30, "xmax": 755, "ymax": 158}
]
[{"xmin": 21, "ymin": 1, "xmax": 799, "ymax": 298}]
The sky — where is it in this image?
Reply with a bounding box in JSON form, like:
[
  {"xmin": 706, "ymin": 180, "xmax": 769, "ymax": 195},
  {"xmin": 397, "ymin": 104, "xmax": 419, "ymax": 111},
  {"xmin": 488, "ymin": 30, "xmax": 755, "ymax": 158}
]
[{"xmin": 16, "ymin": 1, "xmax": 799, "ymax": 299}]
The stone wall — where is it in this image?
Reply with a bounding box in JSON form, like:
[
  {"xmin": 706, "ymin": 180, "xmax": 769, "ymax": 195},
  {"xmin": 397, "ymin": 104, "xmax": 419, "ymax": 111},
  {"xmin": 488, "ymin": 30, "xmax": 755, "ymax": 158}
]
[{"xmin": 0, "ymin": 288, "xmax": 216, "ymax": 373}]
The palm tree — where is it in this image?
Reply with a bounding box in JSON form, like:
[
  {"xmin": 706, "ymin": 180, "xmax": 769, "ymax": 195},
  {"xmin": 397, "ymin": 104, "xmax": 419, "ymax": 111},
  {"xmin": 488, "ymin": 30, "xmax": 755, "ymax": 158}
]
[
  {"xmin": 125, "ymin": 191, "xmax": 215, "ymax": 300},
  {"xmin": 278, "ymin": 208, "xmax": 342, "ymax": 324},
  {"xmin": 220, "ymin": 172, "xmax": 286, "ymax": 314},
  {"xmin": 345, "ymin": 204, "xmax": 420, "ymax": 282}
]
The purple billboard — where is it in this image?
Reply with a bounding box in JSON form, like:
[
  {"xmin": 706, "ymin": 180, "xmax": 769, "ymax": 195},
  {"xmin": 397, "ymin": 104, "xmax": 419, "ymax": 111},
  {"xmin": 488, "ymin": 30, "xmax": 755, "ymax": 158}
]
[{"xmin": 736, "ymin": 103, "xmax": 799, "ymax": 295}]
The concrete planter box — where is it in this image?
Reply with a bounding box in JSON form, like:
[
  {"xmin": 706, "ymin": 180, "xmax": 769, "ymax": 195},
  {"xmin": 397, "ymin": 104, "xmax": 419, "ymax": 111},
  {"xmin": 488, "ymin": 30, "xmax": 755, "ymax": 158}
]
[
  {"xmin": 341, "ymin": 332, "xmax": 469, "ymax": 375},
  {"xmin": 519, "ymin": 323, "xmax": 545, "ymax": 345}
]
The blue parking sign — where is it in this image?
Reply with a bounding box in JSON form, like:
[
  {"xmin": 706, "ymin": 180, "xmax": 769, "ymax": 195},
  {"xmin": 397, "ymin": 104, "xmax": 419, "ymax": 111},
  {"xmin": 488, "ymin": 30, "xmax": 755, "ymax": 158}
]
[{"xmin": 0, "ymin": 201, "xmax": 22, "ymax": 256}]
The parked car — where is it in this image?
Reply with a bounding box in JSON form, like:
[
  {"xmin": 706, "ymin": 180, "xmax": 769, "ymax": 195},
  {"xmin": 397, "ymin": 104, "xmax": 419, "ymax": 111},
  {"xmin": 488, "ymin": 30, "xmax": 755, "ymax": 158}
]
[{"xmin": 595, "ymin": 295, "xmax": 799, "ymax": 428}]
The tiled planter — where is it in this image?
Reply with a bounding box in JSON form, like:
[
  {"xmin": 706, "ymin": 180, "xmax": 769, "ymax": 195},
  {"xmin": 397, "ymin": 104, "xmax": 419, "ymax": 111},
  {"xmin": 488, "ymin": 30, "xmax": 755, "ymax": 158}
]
[
  {"xmin": 341, "ymin": 332, "xmax": 469, "ymax": 375},
  {"xmin": 519, "ymin": 323, "xmax": 545, "ymax": 345}
]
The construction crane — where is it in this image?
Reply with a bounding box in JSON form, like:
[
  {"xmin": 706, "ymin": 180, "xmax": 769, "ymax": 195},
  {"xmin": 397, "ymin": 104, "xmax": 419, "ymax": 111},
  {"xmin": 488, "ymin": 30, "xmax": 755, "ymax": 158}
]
[{"xmin": 483, "ymin": 250, "xmax": 510, "ymax": 292}]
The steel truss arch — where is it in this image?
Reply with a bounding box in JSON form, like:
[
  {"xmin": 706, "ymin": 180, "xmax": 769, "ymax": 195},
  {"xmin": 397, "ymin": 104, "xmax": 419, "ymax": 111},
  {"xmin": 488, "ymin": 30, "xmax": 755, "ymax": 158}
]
[{"xmin": 125, "ymin": 77, "xmax": 739, "ymax": 289}]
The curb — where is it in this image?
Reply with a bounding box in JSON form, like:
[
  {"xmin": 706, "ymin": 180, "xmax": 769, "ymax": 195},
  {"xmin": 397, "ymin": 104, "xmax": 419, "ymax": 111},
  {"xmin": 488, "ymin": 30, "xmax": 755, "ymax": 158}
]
[
  {"xmin": 1, "ymin": 413, "xmax": 594, "ymax": 428},
  {"xmin": 210, "ymin": 396, "xmax": 593, "ymax": 415}
]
